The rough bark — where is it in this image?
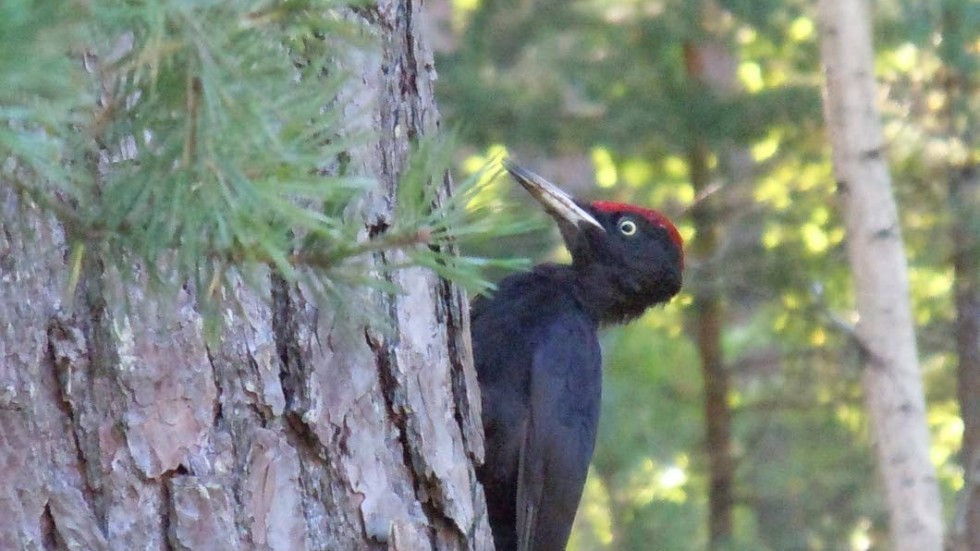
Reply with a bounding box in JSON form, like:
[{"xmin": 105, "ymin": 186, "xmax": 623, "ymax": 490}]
[
  {"xmin": 817, "ymin": 1, "xmax": 944, "ymax": 549},
  {"xmin": 0, "ymin": 1, "xmax": 493, "ymax": 550}
]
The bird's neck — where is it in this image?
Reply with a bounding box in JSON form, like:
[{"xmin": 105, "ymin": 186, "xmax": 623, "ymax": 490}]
[{"xmin": 536, "ymin": 264, "xmax": 655, "ymax": 325}]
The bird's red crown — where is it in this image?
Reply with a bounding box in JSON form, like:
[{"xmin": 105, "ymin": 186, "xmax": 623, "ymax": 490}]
[{"xmin": 590, "ymin": 201, "xmax": 685, "ymax": 263}]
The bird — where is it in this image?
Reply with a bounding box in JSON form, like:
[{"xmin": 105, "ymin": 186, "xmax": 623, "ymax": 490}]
[{"xmin": 471, "ymin": 160, "xmax": 684, "ymax": 551}]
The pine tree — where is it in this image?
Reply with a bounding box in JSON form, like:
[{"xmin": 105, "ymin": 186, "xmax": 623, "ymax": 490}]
[{"xmin": 0, "ymin": 1, "xmax": 511, "ymax": 547}]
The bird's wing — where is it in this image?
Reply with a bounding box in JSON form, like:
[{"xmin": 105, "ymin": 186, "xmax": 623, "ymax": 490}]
[
  {"xmin": 515, "ymin": 312, "xmax": 602, "ymax": 551},
  {"xmin": 515, "ymin": 416, "xmax": 539, "ymax": 551}
]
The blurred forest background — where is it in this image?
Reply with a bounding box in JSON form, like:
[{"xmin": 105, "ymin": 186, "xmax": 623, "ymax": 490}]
[{"xmin": 429, "ymin": 0, "xmax": 979, "ymax": 549}]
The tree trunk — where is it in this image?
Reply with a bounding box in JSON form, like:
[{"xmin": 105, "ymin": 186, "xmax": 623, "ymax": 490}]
[
  {"xmin": 939, "ymin": 2, "xmax": 980, "ymax": 548},
  {"xmin": 686, "ymin": 138, "xmax": 733, "ymax": 548},
  {"xmin": 683, "ymin": 26, "xmax": 739, "ymax": 547},
  {"xmin": 0, "ymin": 2, "xmax": 494, "ymax": 550},
  {"xmin": 817, "ymin": 1, "xmax": 944, "ymax": 549},
  {"xmin": 949, "ymin": 139, "xmax": 980, "ymax": 551}
]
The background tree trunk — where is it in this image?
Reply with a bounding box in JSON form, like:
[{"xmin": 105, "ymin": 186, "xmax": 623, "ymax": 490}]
[
  {"xmin": 817, "ymin": 1, "xmax": 944, "ymax": 549},
  {"xmin": 950, "ymin": 167, "xmax": 980, "ymax": 551},
  {"xmin": 682, "ymin": 11, "xmax": 740, "ymax": 544},
  {"xmin": 0, "ymin": 1, "xmax": 494, "ymax": 549},
  {"xmin": 940, "ymin": 2, "xmax": 980, "ymax": 549},
  {"xmin": 685, "ymin": 134, "xmax": 733, "ymax": 548}
]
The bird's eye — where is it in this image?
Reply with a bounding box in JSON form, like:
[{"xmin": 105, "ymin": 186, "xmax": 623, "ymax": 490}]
[{"xmin": 618, "ymin": 219, "xmax": 637, "ymax": 236}]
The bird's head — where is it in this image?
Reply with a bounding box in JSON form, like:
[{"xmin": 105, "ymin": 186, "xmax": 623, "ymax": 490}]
[{"xmin": 504, "ymin": 159, "xmax": 684, "ymax": 322}]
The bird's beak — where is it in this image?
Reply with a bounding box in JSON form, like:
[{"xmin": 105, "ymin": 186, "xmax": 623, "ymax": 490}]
[{"xmin": 503, "ymin": 160, "xmax": 604, "ymax": 232}]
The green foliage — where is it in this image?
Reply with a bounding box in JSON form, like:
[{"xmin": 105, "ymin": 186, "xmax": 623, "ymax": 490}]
[
  {"xmin": 395, "ymin": 137, "xmax": 537, "ymax": 292},
  {"xmin": 1, "ymin": 0, "xmax": 531, "ymax": 322},
  {"xmin": 0, "ymin": 1, "xmax": 89, "ymax": 184}
]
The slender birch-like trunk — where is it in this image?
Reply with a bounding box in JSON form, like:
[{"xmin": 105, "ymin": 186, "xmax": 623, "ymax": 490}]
[{"xmin": 817, "ymin": 1, "xmax": 943, "ymax": 549}]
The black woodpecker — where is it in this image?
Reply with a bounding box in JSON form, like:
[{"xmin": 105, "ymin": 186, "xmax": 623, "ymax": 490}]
[{"xmin": 472, "ymin": 160, "xmax": 684, "ymax": 551}]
